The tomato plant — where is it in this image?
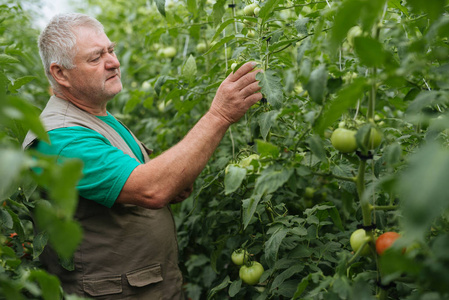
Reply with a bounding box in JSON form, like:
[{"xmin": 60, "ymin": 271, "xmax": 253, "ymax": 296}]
[{"xmin": 239, "ymin": 261, "xmax": 264, "ymax": 285}]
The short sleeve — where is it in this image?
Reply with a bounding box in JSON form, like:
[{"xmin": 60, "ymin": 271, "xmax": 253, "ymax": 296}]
[{"xmin": 36, "ymin": 127, "xmax": 141, "ymax": 208}]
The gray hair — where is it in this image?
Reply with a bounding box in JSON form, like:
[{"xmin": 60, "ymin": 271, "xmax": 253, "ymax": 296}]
[{"xmin": 38, "ymin": 13, "xmax": 104, "ymax": 87}]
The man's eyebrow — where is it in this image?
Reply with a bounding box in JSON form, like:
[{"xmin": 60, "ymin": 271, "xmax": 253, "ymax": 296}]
[{"xmin": 89, "ymin": 42, "xmax": 117, "ymax": 57}]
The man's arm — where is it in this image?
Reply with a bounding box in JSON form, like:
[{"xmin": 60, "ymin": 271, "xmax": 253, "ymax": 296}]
[{"xmin": 116, "ymin": 62, "xmax": 263, "ymax": 209}]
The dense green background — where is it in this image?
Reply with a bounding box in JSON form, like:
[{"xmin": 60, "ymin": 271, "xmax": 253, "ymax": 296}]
[{"xmin": 1, "ymin": 0, "xmax": 449, "ymax": 299}]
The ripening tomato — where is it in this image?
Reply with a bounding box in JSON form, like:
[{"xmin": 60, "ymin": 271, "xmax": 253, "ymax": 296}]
[
  {"xmin": 376, "ymin": 232, "xmax": 401, "ymax": 255},
  {"xmin": 239, "ymin": 261, "xmax": 264, "ymax": 285}
]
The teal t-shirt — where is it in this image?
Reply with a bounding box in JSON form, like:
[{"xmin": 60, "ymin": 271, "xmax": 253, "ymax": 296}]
[{"xmin": 36, "ymin": 113, "xmax": 144, "ymax": 208}]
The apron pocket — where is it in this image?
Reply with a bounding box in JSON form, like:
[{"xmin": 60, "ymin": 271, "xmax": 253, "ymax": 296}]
[
  {"xmin": 83, "ymin": 275, "xmax": 122, "ymax": 296},
  {"xmin": 126, "ymin": 264, "xmax": 163, "ymax": 287}
]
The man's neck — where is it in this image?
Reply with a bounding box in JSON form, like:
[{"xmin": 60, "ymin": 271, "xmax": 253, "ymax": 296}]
[{"xmin": 53, "ymin": 90, "xmax": 108, "ymax": 116}]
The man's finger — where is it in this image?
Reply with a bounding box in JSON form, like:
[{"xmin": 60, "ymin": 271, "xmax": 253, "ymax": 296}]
[{"xmin": 228, "ymin": 61, "xmax": 259, "ymax": 82}]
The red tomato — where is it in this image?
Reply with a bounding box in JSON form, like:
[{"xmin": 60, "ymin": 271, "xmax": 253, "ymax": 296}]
[{"xmin": 375, "ymin": 232, "xmax": 401, "ymax": 255}]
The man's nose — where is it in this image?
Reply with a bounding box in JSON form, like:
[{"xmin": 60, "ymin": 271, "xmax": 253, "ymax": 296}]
[{"xmin": 105, "ymin": 53, "xmax": 120, "ymax": 69}]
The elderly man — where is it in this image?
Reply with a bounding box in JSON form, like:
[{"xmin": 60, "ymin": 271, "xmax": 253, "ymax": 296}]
[{"xmin": 22, "ymin": 13, "xmax": 262, "ymax": 299}]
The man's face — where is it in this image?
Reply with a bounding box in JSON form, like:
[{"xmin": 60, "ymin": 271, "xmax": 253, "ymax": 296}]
[{"xmin": 64, "ymin": 26, "xmax": 122, "ymax": 103}]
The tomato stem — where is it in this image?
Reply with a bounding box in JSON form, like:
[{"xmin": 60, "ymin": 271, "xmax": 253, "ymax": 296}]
[
  {"xmin": 347, "ymin": 237, "xmax": 372, "ymax": 265},
  {"xmin": 370, "ymin": 204, "xmax": 398, "ymax": 211},
  {"xmin": 313, "ymin": 171, "xmax": 357, "ymax": 182}
]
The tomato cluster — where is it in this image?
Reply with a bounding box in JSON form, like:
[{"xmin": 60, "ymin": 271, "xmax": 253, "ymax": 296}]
[
  {"xmin": 231, "ymin": 249, "xmax": 264, "ymax": 285},
  {"xmin": 350, "ymin": 229, "xmax": 402, "ymax": 257},
  {"xmin": 331, "ymin": 123, "xmax": 382, "ymax": 154}
]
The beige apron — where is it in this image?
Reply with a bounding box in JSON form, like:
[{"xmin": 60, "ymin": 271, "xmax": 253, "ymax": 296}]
[{"xmin": 23, "ymin": 96, "xmax": 184, "ymax": 299}]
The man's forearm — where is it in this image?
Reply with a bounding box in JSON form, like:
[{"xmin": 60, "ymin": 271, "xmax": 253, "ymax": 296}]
[{"xmin": 118, "ymin": 111, "xmax": 230, "ymax": 208}]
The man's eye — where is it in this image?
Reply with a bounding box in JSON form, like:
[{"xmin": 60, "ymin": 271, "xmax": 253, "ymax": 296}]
[{"xmin": 92, "ymin": 57, "xmax": 100, "ymax": 62}]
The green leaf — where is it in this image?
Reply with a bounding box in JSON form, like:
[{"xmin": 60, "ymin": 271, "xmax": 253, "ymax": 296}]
[
  {"xmin": 0, "ymin": 149, "xmax": 24, "ymax": 200},
  {"xmin": 155, "ymin": 0, "xmax": 166, "ymax": 17},
  {"xmin": 305, "ymin": 64, "xmax": 328, "ymax": 104},
  {"xmin": 48, "ymin": 159, "xmax": 83, "ymax": 218},
  {"xmin": 154, "ymin": 75, "xmax": 175, "ymax": 95},
  {"xmin": 256, "ymin": 139, "xmax": 280, "ymax": 158},
  {"xmin": 224, "ymin": 165, "xmax": 247, "ymax": 195},
  {"xmin": 0, "ymin": 207, "xmax": 13, "ymax": 229},
  {"xmin": 256, "ymin": 70, "xmax": 283, "ymax": 109},
  {"xmin": 292, "ymin": 274, "xmax": 311, "ymax": 299},
  {"xmin": 295, "ymin": 17, "xmax": 310, "ymax": 35},
  {"xmin": 242, "ymin": 194, "xmax": 262, "ymax": 229},
  {"xmin": 353, "ymin": 36, "xmax": 386, "ymax": 67},
  {"xmin": 270, "ymin": 264, "xmax": 305, "ymax": 292},
  {"xmin": 407, "ymin": 0, "xmax": 446, "ymax": 21},
  {"xmin": 181, "ymin": 55, "xmax": 197, "ymax": 78},
  {"xmin": 212, "ymin": 0, "xmax": 227, "ymax": 26},
  {"xmin": 314, "ymin": 78, "xmax": 367, "ymax": 136},
  {"xmin": 207, "ymin": 276, "xmax": 231, "ymax": 300},
  {"xmin": 329, "ymin": 0, "xmax": 362, "ymax": 51},
  {"xmin": 255, "ymin": 166, "xmax": 294, "ymax": 196},
  {"xmin": 0, "ymin": 54, "xmax": 19, "ymax": 64},
  {"xmin": 228, "ymin": 279, "xmax": 242, "ymax": 297},
  {"xmin": 258, "ymin": 110, "xmax": 280, "ymax": 141},
  {"xmin": 0, "ymin": 70, "xmax": 8, "ymax": 96},
  {"xmin": 384, "ymin": 143, "xmax": 402, "ymax": 167},
  {"xmin": 28, "ymin": 270, "xmax": 61, "ymax": 300},
  {"xmin": 204, "ymin": 35, "xmax": 235, "ymax": 55},
  {"xmin": 34, "ymin": 202, "xmax": 83, "ymax": 259},
  {"xmin": 4, "ymin": 96, "xmax": 49, "ymax": 143},
  {"xmin": 9, "ymin": 76, "xmax": 36, "ymax": 93},
  {"xmin": 388, "ymin": 0, "xmax": 409, "ymax": 17},
  {"xmin": 398, "ymin": 142, "xmax": 449, "ymax": 237},
  {"xmin": 265, "ymin": 227, "xmax": 289, "ymax": 267},
  {"xmin": 307, "ymin": 134, "xmax": 327, "ymax": 162},
  {"xmin": 259, "ymin": 0, "xmax": 284, "ymax": 23},
  {"xmin": 327, "ymin": 204, "xmax": 344, "ymax": 231},
  {"xmin": 33, "ymin": 231, "xmax": 49, "ymax": 260},
  {"xmin": 211, "ymin": 18, "xmax": 235, "ymax": 42},
  {"xmin": 187, "ymin": 0, "xmax": 197, "ymax": 17}
]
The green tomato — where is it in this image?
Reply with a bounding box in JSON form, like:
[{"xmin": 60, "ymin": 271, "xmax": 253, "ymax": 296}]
[
  {"xmin": 231, "ymin": 62, "xmax": 238, "ymax": 72},
  {"xmin": 231, "ymin": 249, "xmax": 249, "ymax": 266},
  {"xmin": 239, "ymin": 261, "xmax": 264, "ymax": 285},
  {"xmin": 304, "ymin": 187, "xmax": 315, "ymax": 199},
  {"xmin": 331, "ymin": 128, "xmax": 357, "ymax": 153},
  {"xmin": 196, "ymin": 42, "xmax": 207, "ymax": 53},
  {"xmin": 365, "ymin": 127, "xmax": 382, "ymax": 150},
  {"xmin": 243, "ymin": 3, "xmax": 258, "ymax": 16},
  {"xmin": 247, "ymin": 29, "xmax": 256, "ymax": 38},
  {"xmin": 253, "ymin": 6, "xmax": 260, "ymax": 16},
  {"xmin": 163, "ymin": 46, "xmax": 177, "ymax": 58},
  {"xmin": 350, "ymin": 229, "xmax": 371, "ymax": 256}
]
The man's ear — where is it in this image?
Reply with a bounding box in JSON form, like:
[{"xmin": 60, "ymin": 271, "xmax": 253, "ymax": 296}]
[{"xmin": 49, "ymin": 63, "xmax": 71, "ymax": 88}]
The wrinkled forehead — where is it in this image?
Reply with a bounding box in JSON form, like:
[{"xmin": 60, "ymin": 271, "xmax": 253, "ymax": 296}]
[{"xmin": 73, "ymin": 26, "xmax": 112, "ymax": 57}]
